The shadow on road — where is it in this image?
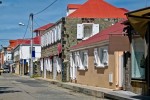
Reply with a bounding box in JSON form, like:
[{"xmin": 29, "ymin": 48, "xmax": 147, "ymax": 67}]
[{"xmin": 0, "ymin": 87, "xmax": 22, "ymax": 94}]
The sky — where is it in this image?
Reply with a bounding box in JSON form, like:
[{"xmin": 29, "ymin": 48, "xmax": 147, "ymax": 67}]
[{"xmin": 0, "ymin": 0, "xmax": 149, "ymax": 47}]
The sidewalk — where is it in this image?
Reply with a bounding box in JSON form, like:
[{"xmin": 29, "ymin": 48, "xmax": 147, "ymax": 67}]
[{"xmin": 35, "ymin": 77, "xmax": 150, "ymax": 100}]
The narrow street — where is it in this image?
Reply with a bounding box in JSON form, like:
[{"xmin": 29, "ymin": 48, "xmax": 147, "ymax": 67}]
[{"xmin": 0, "ymin": 73, "xmax": 107, "ymax": 100}]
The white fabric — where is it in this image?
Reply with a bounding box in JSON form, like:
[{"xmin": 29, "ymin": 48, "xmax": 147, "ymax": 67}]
[
  {"xmin": 94, "ymin": 48, "xmax": 99, "ymax": 66},
  {"xmin": 56, "ymin": 57, "xmax": 61, "ymax": 73},
  {"xmin": 40, "ymin": 59, "xmax": 43, "ymax": 71}
]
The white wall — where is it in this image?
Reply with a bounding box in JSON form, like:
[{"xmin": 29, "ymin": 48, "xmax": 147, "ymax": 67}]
[
  {"xmin": 20, "ymin": 45, "xmax": 41, "ymax": 60},
  {"xmin": 67, "ymin": 9, "xmax": 76, "ymax": 16}
]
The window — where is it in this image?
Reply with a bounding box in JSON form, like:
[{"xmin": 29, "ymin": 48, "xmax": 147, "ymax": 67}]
[
  {"xmin": 77, "ymin": 24, "xmax": 99, "ymax": 40},
  {"xmin": 56, "ymin": 56, "xmax": 61, "ymax": 73},
  {"xmin": 131, "ymin": 38, "xmax": 145, "ymax": 79},
  {"xmin": 70, "ymin": 53, "xmax": 77, "ymax": 80},
  {"xmin": 83, "ymin": 24, "xmax": 92, "ymax": 39},
  {"xmin": 94, "ymin": 46, "xmax": 108, "ymax": 67},
  {"xmin": 75, "ymin": 50, "xmax": 88, "ymax": 70}
]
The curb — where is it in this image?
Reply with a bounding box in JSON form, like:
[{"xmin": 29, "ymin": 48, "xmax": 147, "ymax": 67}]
[
  {"xmin": 35, "ymin": 78, "xmax": 150, "ymax": 100},
  {"xmin": 47, "ymin": 80, "xmax": 134, "ymax": 100}
]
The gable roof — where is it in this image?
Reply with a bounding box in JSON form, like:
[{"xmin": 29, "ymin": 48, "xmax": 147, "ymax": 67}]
[
  {"xmin": 34, "ymin": 23, "xmax": 54, "ymax": 32},
  {"xmin": 67, "ymin": 4, "xmax": 82, "ymax": 9},
  {"xmin": 67, "ymin": 0, "xmax": 127, "ymax": 18},
  {"xmin": 71, "ymin": 21, "xmax": 125, "ymax": 50},
  {"xmin": 9, "ymin": 36, "xmax": 41, "ymax": 49}
]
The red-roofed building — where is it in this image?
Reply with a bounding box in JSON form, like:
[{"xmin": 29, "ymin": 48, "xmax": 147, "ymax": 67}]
[
  {"xmin": 67, "ymin": 4, "xmax": 82, "ymax": 16},
  {"xmin": 36, "ymin": 0, "xmax": 128, "ymax": 82},
  {"xmin": 69, "ymin": 21, "xmax": 130, "ymax": 90},
  {"xmin": 9, "ymin": 36, "xmax": 41, "ymax": 75},
  {"xmin": 67, "ymin": 0, "xmax": 127, "ymax": 18},
  {"xmin": 34, "ymin": 23, "xmax": 54, "ymax": 36}
]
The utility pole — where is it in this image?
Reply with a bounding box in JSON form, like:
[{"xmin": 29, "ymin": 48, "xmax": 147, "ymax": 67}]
[{"xmin": 30, "ymin": 13, "xmax": 34, "ymax": 77}]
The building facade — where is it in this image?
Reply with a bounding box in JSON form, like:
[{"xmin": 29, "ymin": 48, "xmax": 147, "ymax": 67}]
[{"xmin": 37, "ymin": 0, "xmax": 127, "ymax": 82}]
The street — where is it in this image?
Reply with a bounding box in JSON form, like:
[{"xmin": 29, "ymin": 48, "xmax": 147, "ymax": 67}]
[{"xmin": 0, "ymin": 73, "xmax": 107, "ymax": 100}]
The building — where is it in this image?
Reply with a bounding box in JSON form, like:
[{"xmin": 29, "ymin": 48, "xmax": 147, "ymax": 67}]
[
  {"xmin": 69, "ymin": 21, "xmax": 130, "ymax": 90},
  {"xmin": 12, "ymin": 36, "xmax": 41, "ymax": 75},
  {"xmin": 122, "ymin": 7, "xmax": 150, "ymax": 95},
  {"xmin": 36, "ymin": 0, "xmax": 127, "ymax": 82}
]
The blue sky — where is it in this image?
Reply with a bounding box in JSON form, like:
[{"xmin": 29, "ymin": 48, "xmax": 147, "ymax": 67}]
[{"xmin": 0, "ymin": 0, "xmax": 149, "ymax": 47}]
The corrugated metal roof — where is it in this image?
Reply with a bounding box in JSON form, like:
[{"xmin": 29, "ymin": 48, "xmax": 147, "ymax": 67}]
[
  {"xmin": 9, "ymin": 36, "xmax": 41, "ymax": 49},
  {"xmin": 68, "ymin": 0, "xmax": 127, "ymax": 18},
  {"xmin": 34, "ymin": 23, "xmax": 54, "ymax": 32},
  {"xmin": 67, "ymin": 4, "xmax": 82, "ymax": 9}
]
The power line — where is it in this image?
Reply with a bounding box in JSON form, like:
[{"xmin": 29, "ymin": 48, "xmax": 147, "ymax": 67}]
[{"xmin": 34, "ymin": 0, "xmax": 59, "ymax": 15}]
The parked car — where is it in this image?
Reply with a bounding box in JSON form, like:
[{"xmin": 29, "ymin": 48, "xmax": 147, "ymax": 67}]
[{"xmin": 3, "ymin": 67, "xmax": 9, "ymax": 73}]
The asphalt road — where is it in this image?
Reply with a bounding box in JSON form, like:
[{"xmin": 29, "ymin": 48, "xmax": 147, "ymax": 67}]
[{"xmin": 0, "ymin": 73, "xmax": 107, "ymax": 100}]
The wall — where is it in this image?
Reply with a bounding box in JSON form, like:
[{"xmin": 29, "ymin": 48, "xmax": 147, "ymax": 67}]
[
  {"xmin": 20, "ymin": 45, "xmax": 41, "ymax": 59},
  {"xmin": 72, "ymin": 45, "xmax": 117, "ymax": 89}
]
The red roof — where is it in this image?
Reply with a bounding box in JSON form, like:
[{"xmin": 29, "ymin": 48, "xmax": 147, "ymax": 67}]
[
  {"xmin": 34, "ymin": 23, "xmax": 54, "ymax": 32},
  {"xmin": 71, "ymin": 21, "xmax": 125, "ymax": 50},
  {"xmin": 67, "ymin": 4, "xmax": 82, "ymax": 9},
  {"xmin": 67, "ymin": 0, "xmax": 127, "ymax": 18},
  {"xmin": 9, "ymin": 36, "xmax": 41, "ymax": 49}
]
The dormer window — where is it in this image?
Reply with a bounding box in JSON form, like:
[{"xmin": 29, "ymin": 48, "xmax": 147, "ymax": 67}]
[{"xmin": 77, "ymin": 23, "xmax": 99, "ymax": 40}]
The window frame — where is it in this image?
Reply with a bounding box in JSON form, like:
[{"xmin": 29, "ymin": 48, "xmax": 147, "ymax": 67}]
[{"xmin": 94, "ymin": 46, "xmax": 108, "ymax": 68}]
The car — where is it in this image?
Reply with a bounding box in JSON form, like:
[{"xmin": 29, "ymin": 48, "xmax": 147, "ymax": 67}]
[{"xmin": 3, "ymin": 68, "xmax": 9, "ymax": 73}]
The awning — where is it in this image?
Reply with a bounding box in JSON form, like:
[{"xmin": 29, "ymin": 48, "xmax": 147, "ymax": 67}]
[{"xmin": 126, "ymin": 7, "xmax": 150, "ymax": 38}]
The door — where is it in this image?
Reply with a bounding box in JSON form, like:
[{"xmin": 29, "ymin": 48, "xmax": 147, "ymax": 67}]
[
  {"xmin": 119, "ymin": 54, "xmax": 124, "ymax": 88},
  {"xmin": 53, "ymin": 57, "xmax": 57, "ymax": 80},
  {"xmin": 44, "ymin": 58, "xmax": 46, "ymax": 79}
]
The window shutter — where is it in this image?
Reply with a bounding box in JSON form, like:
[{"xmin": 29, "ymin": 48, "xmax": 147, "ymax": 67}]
[
  {"xmin": 70, "ymin": 67, "xmax": 73, "ymax": 79},
  {"xmin": 99, "ymin": 48, "xmax": 104, "ymax": 65},
  {"xmin": 43, "ymin": 34, "xmax": 45, "ymax": 47},
  {"xmin": 58, "ymin": 24, "xmax": 62, "ymax": 40},
  {"xmin": 92, "ymin": 24, "xmax": 99, "ymax": 35},
  {"xmin": 78, "ymin": 51, "xmax": 85, "ymax": 70},
  {"xmin": 47, "ymin": 32, "xmax": 50, "ymax": 45},
  {"xmin": 56, "ymin": 57, "xmax": 61, "ymax": 73},
  {"xmin": 94, "ymin": 48, "xmax": 99, "ymax": 66},
  {"xmin": 54, "ymin": 28, "xmax": 57, "ymax": 42},
  {"xmin": 50, "ymin": 31, "xmax": 52, "ymax": 44},
  {"xmin": 44, "ymin": 34, "xmax": 46, "ymax": 47},
  {"xmin": 76, "ymin": 52, "xmax": 80, "ymax": 68},
  {"xmin": 41, "ymin": 36, "xmax": 43, "ymax": 47},
  {"xmin": 102, "ymin": 49, "xmax": 108, "ymax": 65},
  {"xmin": 74, "ymin": 52, "xmax": 78, "ymax": 67},
  {"xmin": 77, "ymin": 24, "xmax": 83, "ymax": 39},
  {"xmin": 70, "ymin": 53, "xmax": 73, "ymax": 67},
  {"xmin": 49, "ymin": 59, "xmax": 52, "ymax": 72},
  {"xmin": 83, "ymin": 51, "xmax": 88, "ymax": 68},
  {"xmin": 46, "ymin": 33, "xmax": 48, "ymax": 46},
  {"xmin": 40, "ymin": 59, "xmax": 43, "ymax": 71}
]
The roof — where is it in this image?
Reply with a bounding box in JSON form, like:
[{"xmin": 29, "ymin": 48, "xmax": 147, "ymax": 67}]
[
  {"xmin": 71, "ymin": 21, "xmax": 125, "ymax": 50},
  {"xmin": 67, "ymin": 0, "xmax": 127, "ymax": 18},
  {"xmin": 67, "ymin": 4, "xmax": 82, "ymax": 9},
  {"xmin": 9, "ymin": 36, "xmax": 41, "ymax": 49},
  {"xmin": 34, "ymin": 23, "xmax": 54, "ymax": 32},
  {"xmin": 126, "ymin": 7, "xmax": 150, "ymax": 38}
]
